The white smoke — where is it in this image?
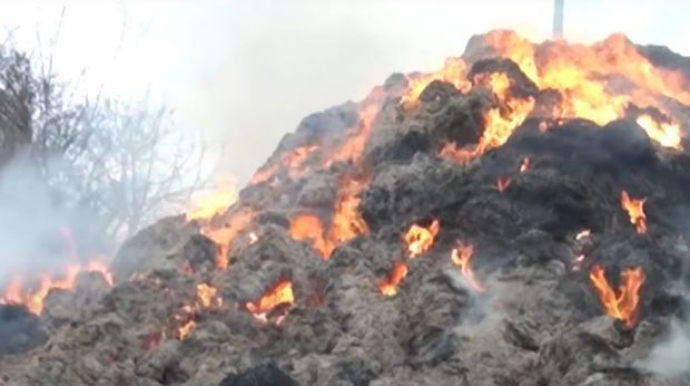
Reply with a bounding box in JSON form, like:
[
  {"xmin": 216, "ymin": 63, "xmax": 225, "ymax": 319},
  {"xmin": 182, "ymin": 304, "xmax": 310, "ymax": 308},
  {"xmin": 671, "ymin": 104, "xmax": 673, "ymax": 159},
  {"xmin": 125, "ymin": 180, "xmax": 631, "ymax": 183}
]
[{"xmin": 639, "ymin": 319, "xmax": 690, "ymax": 376}]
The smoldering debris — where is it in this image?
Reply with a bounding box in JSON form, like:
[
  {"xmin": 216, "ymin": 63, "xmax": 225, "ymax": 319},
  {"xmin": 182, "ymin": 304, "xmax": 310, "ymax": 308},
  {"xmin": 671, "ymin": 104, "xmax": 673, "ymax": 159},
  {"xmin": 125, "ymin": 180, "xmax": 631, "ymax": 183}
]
[{"xmin": 3, "ymin": 30, "xmax": 690, "ymax": 386}]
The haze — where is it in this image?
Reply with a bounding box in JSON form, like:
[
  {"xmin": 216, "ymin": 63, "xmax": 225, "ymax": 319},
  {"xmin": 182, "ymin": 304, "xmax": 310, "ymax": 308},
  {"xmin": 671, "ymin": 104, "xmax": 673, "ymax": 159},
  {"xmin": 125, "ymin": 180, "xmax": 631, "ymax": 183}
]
[{"xmin": 1, "ymin": 0, "xmax": 688, "ymax": 183}]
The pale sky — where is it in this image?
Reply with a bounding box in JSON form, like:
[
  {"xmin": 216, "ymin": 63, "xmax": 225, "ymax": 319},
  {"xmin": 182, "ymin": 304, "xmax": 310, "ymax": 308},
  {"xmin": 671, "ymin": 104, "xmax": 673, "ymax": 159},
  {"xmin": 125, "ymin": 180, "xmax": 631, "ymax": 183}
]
[{"xmin": 0, "ymin": 0, "xmax": 688, "ymax": 182}]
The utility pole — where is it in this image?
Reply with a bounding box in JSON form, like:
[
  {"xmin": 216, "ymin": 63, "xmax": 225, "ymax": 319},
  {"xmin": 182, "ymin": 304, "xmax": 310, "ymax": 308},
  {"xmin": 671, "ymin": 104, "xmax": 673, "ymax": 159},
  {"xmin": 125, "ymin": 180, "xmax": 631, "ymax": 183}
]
[{"xmin": 554, "ymin": 0, "xmax": 564, "ymax": 40}]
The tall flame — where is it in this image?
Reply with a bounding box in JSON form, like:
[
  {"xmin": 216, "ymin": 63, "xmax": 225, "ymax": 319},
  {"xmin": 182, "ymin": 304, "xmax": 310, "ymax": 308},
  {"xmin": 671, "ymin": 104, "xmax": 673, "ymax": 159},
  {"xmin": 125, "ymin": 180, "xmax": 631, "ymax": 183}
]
[
  {"xmin": 450, "ymin": 242, "xmax": 485, "ymax": 293},
  {"xmin": 620, "ymin": 191, "xmax": 647, "ymax": 235},
  {"xmin": 404, "ymin": 220, "xmax": 441, "ymax": 258},
  {"xmin": 589, "ymin": 264, "xmax": 645, "ymax": 327}
]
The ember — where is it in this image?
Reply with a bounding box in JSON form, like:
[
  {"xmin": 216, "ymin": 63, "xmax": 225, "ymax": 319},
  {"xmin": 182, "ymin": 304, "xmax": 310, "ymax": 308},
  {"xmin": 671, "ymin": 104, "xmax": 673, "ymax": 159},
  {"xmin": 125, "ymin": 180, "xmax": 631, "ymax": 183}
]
[
  {"xmin": 496, "ymin": 177, "xmax": 512, "ymax": 193},
  {"xmin": 589, "ymin": 264, "xmax": 646, "ymax": 328},
  {"xmin": 620, "ymin": 191, "xmax": 647, "ymax": 235}
]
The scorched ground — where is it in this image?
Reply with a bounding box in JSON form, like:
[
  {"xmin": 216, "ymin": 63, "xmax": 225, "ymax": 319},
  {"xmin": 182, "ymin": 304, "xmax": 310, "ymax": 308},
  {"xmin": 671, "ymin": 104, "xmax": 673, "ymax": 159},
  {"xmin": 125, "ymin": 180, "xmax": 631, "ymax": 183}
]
[{"xmin": 2, "ymin": 30, "xmax": 690, "ymax": 386}]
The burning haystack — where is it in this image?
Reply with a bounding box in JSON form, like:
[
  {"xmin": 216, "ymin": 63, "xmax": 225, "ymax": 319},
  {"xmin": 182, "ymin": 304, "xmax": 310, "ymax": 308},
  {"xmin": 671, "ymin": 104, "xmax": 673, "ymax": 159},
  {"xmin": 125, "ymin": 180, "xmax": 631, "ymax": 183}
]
[{"xmin": 3, "ymin": 30, "xmax": 690, "ymax": 386}]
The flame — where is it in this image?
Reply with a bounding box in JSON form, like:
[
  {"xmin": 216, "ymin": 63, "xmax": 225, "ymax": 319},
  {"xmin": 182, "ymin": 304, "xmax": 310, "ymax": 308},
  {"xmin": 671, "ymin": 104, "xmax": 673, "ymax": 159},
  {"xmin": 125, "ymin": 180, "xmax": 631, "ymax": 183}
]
[
  {"xmin": 1, "ymin": 260, "xmax": 114, "ymax": 315},
  {"xmin": 636, "ymin": 114, "xmax": 683, "ymax": 150},
  {"xmin": 379, "ymin": 262, "xmax": 409, "ymax": 297},
  {"xmin": 249, "ymin": 232, "xmax": 258, "ymax": 245},
  {"xmin": 450, "ymin": 242, "xmax": 485, "ymax": 293},
  {"xmin": 328, "ymin": 177, "xmax": 370, "ymax": 246},
  {"xmin": 177, "ymin": 319, "xmax": 196, "ymax": 340},
  {"xmin": 620, "ymin": 191, "xmax": 647, "ymax": 235},
  {"xmin": 326, "ymin": 103, "xmax": 381, "ymax": 167},
  {"xmin": 404, "ymin": 220, "xmax": 441, "ymax": 258},
  {"xmin": 289, "ymin": 214, "xmax": 334, "ymax": 258},
  {"xmin": 407, "ymin": 31, "xmax": 690, "ymax": 156},
  {"xmin": 440, "ymin": 73, "xmax": 535, "ymax": 166},
  {"xmin": 186, "ymin": 183, "xmax": 238, "ymax": 221},
  {"xmin": 196, "ymin": 283, "xmax": 222, "ymax": 309},
  {"xmin": 289, "ymin": 177, "xmax": 369, "ymax": 259},
  {"xmin": 589, "ymin": 264, "xmax": 646, "ymax": 327},
  {"xmin": 203, "ymin": 210, "xmax": 255, "ymax": 270},
  {"xmin": 401, "ymin": 57, "xmax": 471, "ymax": 106},
  {"xmin": 251, "ymin": 145, "xmax": 319, "ymax": 185},
  {"xmin": 576, "ymin": 229, "xmax": 591, "ymax": 240},
  {"xmin": 496, "ymin": 177, "xmax": 512, "ymax": 193},
  {"xmin": 245, "ymin": 280, "xmax": 294, "ymax": 324}
]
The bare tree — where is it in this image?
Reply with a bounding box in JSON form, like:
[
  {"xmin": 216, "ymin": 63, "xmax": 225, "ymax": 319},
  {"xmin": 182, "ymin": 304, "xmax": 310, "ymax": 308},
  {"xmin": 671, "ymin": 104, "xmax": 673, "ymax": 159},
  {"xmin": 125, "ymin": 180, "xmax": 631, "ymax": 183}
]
[{"xmin": 0, "ymin": 41, "xmax": 210, "ymax": 257}]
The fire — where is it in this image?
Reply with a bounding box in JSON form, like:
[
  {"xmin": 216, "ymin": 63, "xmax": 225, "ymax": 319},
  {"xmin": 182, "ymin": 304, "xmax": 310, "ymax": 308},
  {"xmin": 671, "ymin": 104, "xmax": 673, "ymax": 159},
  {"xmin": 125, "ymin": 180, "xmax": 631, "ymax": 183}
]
[
  {"xmin": 401, "ymin": 57, "xmax": 471, "ymax": 106},
  {"xmin": 328, "ymin": 177, "xmax": 370, "ymax": 246},
  {"xmin": 589, "ymin": 264, "xmax": 646, "ymax": 328},
  {"xmin": 450, "ymin": 242, "xmax": 485, "ymax": 293},
  {"xmin": 519, "ymin": 157, "xmax": 530, "ymax": 173},
  {"xmin": 202, "ymin": 210, "xmax": 256, "ymax": 270},
  {"xmin": 326, "ymin": 103, "xmax": 381, "ymax": 167},
  {"xmin": 440, "ymin": 73, "xmax": 535, "ymax": 166},
  {"xmin": 248, "ymin": 232, "xmax": 258, "ymax": 245},
  {"xmin": 289, "ymin": 214, "xmax": 334, "ymax": 258},
  {"xmin": 379, "ymin": 262, "xmax": 408, "ymax": 297},
  {"xmin": 177, "ymin": 319, "xmax": 196, "ymax": 340},
  {"xmin": 576, "ymin": 229, "xmax": 591, "ymax": 240},
  {"xmin": 251, "ymin": 145, "xmax": 319, "ymax": 185},
  {"xmin": 289, "ymin": 176, "xmax": 369, "ymax": 259},
  {"xmin": 636, "ymin": 114, "xmax": 683, "ymax": 150},
  {"xmin": 186, "ymin": 183, "xmax": 238, "ymax": 221},
  {"xmin": 496, "ymin": 177, "xmax": 512, "ymax": 193},
  {"xmin": 196, "ymin": 283, "xmax": 222, "ymax": 309},
  {"xmin": 620, "ymin": 191, "xmax": 647, "ymax": 235},
  {"xmin": 404, "ymin": 220, "xmax": 441, "ymax": 258},
  {"xmin": 245, "ymin": 280, "xmax": 294, "ymax": 324},
  {"xmin": 1, "ymin": 260, "xmax": 114, "ymax": 315}
]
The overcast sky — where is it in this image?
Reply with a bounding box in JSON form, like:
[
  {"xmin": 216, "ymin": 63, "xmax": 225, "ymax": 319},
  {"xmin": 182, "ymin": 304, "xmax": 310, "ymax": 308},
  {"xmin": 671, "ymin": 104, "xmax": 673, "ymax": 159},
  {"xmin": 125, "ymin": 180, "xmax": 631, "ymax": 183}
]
[{"xmin": 0, "ymin": 0, "xmax": 688, "ymax": 182}]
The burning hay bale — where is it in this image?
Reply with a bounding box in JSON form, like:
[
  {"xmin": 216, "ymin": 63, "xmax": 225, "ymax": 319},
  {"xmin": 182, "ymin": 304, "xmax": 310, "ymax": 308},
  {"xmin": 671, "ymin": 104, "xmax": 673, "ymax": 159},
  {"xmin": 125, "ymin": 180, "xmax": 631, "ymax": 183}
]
[{"xmin": 4, "ymin": 29, "xmax": 690, "ymax": 386}]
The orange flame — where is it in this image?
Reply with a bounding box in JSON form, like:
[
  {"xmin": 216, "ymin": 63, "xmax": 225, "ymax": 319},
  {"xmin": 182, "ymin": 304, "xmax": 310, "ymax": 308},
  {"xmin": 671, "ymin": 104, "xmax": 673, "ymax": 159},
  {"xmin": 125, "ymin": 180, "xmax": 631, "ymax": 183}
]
[
  {"xmin": 404, "ymin": 220, "xmax": 441, "ymax": 258},
  {"xmin": 589, "ymin": 264, "xmax": 646, "ymax": 328},
  {"xmin": 450, "ymin": 242, "xmax": 485, "ymax": 293},
  {"xmin": 289, "ymin": 177, "xmax": 369, "ymax": 259},
  {"xmin": 401, "ymin": 57, "xmax": 471, "ymax": 106},
  {"xmin": 0, "ymin": 260, "xmax": 114, "ymax": 315},
  {"xmin": 177, "ymin": 319, "xmax": 196, "ymax": 340},
  {"xmin": 289, "ymin": 214, "xmax": 334, "ymax": 258},
  {"xmin": 440, "ymin": 73, "xmax": 535, "ymax": 166},
  {"xmin": 251, "ymin": 145, "xmax": 319, "ymax": 185},
  {"xmin": 186, "ymin": 183, "xmax": 238, "ymax": 221},
  {"xmin": 620, "ymin": 191, "xmax": 647, "ymax": 234},
  {"xmin": 203, "ymin": 210, "xmax": 256, "ymax": 270},
  {"xmin": 379, "ymin": 262, "xmax": 409, "ymax": 297},
  {"xmin": 245, "ymin": 280, "xmax": 295, "ymax": 324},
  {"xmin": 636, "ymin": 114, "xmax": 683, "ymax": 150},
  {"xmin": 519, "ymin": 157, "xmax": 530, "ymax": 173},
  {"xmin": 196, "ymin": 283, "xmax": 222, "ymax": 309},
  {"xmin": 496, "ymin": 177, "xmax": 512, "ymax": 193}
]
